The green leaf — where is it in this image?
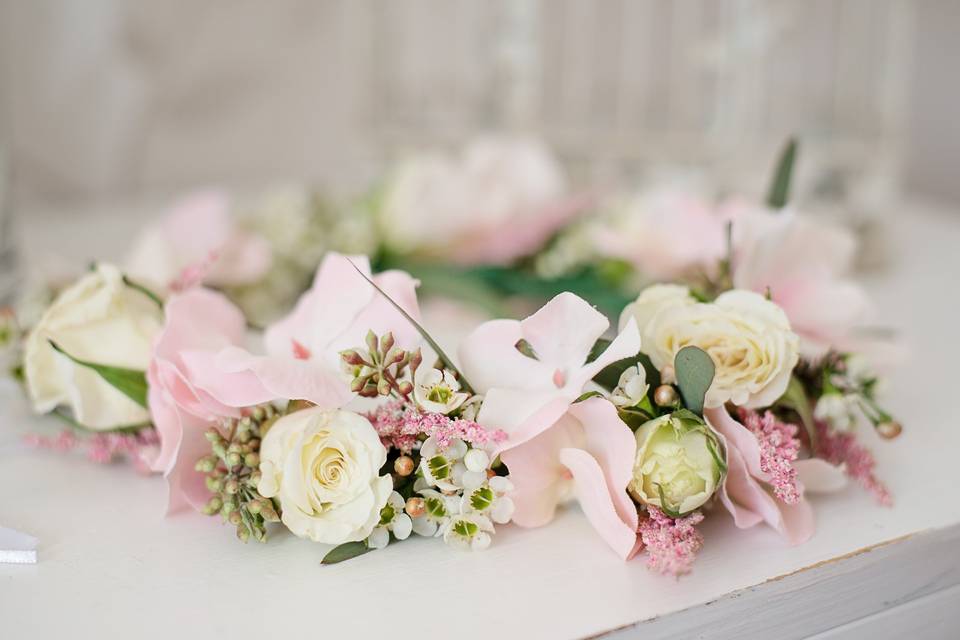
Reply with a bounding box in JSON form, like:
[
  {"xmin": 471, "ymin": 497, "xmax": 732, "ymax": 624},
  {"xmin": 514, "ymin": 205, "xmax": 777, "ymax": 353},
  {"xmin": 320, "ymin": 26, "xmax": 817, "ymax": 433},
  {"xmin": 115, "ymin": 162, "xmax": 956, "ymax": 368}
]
[
  {"xmin": 776, "ymin": 375, "xmax": 818, "ymax": 450},
  {"xmin": 122, "ymin": 275, "xmax": 165, "ymax": 308},
  {"xmin": 321, "ymin": 541, "xmax": 371, "ymax": 565},
  {"xmin": 49, "ymin": 341, "xmax": 148, "ymax": 408},
  {"xmin": 347, "ymin": 260, "xmax": 474, "ymax": 394},
  {"xmin": 674, "ymin": 346, "xmax": 715, "ymax": 416},
  {"xmin": 574, "ymin": 390, "xmax": 604, "ymax": 403},
  {"xmin": 766, "ymin": 137, "xmax": 798, "ymax": 209},
  {"xmin": 592, "ymin": 350, "xmax": 661, "ymax": 392}
]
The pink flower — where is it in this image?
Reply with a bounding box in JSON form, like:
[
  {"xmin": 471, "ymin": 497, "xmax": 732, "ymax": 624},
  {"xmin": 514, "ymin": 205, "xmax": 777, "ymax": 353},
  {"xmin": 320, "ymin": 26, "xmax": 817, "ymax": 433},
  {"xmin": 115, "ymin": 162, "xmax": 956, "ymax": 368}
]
[
  {"xmin": 459, "ymin": 292, "xmax": 641, "ymax": 449},
  {"xmin": 500, "ymin": 397, "xmax": 641, "ymax": 560},
  {"xmin": 380, "ymin": 137, "xmax": 584, "ymax": 265},
  {"xmin": 814, "ymin": 420, "xmax": 891, "ymax": 505},
  {"xmin": 706, "ymin": 407, "xmax": 847, "ymax": 545},
  {"xmin": 125, "ymin": 190, "xmax": 272, "ymax": 290},
  {"xmin": 147, "ymin": 288, "xmax": 270, "ymax": 514},
  {"xmin": 205, "ymin": 253, "xmax": 422, "ymax": 408},
  {"xmin": 638, "ymin": 507, "xmax": 705, "ymax": 577},
  {"xmin": 736, "ymin": 408, "xmax": 802, "ymax": 504},
  {"xmin": 732, "ymin": 209, "xmax": 872, "ymax": 358}
]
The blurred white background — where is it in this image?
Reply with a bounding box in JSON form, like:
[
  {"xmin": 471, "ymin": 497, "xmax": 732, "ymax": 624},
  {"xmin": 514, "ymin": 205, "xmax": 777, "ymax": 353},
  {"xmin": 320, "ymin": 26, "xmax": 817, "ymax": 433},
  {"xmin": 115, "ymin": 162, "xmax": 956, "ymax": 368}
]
[{"xmin": 1, "ymin": 0, "xmax": 957, "ymax": 211}]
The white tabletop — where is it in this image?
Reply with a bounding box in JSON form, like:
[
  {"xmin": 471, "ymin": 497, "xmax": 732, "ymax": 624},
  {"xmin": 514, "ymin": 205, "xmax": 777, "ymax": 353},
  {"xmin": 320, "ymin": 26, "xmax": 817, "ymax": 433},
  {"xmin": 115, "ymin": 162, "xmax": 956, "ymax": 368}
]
[{"xmin": 2, "ymin": 200, "xmax": 960, "ymax": 639}]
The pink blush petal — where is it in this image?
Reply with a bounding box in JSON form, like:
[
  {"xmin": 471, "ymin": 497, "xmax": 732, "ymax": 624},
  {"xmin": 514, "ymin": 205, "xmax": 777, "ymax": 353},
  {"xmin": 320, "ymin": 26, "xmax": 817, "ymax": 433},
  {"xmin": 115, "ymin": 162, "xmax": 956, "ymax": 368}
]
[
  {"xmin": 164, "ymin": 408, "xmax": 216, "ymax": 515},
  {"xmin": 706, "ymin": 407, "xmax": 767, "ymax": 482},
  {"xmin": 794, "ymin": 458, "xmax": 848, "ymax": 493},
  {"xmin": 147, "ymin": 382, "xmax": 180, "ymax": 474},
  {"xmin": 458, "ymin": 319, "xmax": 554, "ymax": 393},
  {"xmin": 520, "ymin": 292, "xmax": 610, "ymax": 371},
  {"xmin": 718, "ymin": 440, "xmax": 766, "ymax": 530},
  {"xmin": 567, "ymin": 397, "xmax": 638, "ymax": 529},
  {"xmin": 559, "ymin": 447, "xmax": 640, "ymax": 560}
]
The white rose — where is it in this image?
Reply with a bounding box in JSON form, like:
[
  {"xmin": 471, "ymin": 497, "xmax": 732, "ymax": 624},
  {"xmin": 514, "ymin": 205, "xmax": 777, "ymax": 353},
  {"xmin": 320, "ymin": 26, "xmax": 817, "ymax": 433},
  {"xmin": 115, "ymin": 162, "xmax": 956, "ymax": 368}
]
[
  {"xmin": 619, "ymin": 284, "xmax": 695, "ymax": 334},
  {"xmin": 258, "ymin": 407, "xmax": 392, "ymax": 545},
  {"xmin": 643, "ymin": 290, "xmax": 799, "ymax": 408},
  {"xmin": 24, "ymin": 264, "xmax": 162, "ymax": 430},
  {"xmin": 630, "ymin": 413, "xmax": 722, "ymax": 515}
]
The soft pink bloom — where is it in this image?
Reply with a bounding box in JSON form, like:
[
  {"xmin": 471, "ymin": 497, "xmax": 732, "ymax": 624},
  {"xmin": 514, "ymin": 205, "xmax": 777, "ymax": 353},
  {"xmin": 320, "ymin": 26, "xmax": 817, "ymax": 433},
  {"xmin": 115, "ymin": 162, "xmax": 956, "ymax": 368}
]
[
  {"xmin": 814, "ymin": 420, "xmax": 891, "ymax": 505},
  {"xmin": 147, "ymin": 288, "xmax": 269, "ymax": 513},
  {"xmin": 366, "ymin": 400, "xmax": 507, "ymax": 453},
  {"xmin": 23, "ymin": 428, "xmax": 159, "ymax": 474},
  {"xmin": 205, "ymin": 253, "xmax": 422, "ymax": 408},
  {"xmin": 736, "ymin": 408, "xmax": 802, "ymax": 504},
  {"xmin": 380, "ymin": 137, "xmax": 584, "ymax": 265},
  {"xmin": 125, "ymin": 190, "xmax": 272, "ymax": 290},
  {"xmin": 459, "ymin": 292, "xmax": 641, "ymax": 449},
  {"xmin": 592, "ymin": 190, "xmax": 731, "ymax": 280},
  {"xmin": 732, "ymin": 209, "xmax": 872, "ymax": 358},
  {"xmin": 500, "ymin": 397, "xmax": 641, "ymax": 560},
  {"xmin": 638, "ymin": 507, "xmax": 705, "ymax": 577},
  {"xmin": 706, "ymin": 407, "xmax": 847, "ymax": 545}
]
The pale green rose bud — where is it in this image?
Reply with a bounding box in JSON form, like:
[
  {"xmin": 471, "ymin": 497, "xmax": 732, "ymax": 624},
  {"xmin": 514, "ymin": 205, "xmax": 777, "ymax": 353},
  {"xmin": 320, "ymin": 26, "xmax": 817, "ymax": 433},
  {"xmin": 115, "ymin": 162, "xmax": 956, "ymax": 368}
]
[{"xmin": 629, "ymin": 412, "xmax": 723, "ymax": 516}]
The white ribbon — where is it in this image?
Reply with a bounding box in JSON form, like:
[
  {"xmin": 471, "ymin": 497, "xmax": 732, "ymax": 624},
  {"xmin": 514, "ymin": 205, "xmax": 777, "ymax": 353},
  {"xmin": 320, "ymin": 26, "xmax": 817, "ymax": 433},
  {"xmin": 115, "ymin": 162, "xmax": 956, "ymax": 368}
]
[{"xmin": 0, "ymin": 526, "xmax": 38, "ymax": 564}]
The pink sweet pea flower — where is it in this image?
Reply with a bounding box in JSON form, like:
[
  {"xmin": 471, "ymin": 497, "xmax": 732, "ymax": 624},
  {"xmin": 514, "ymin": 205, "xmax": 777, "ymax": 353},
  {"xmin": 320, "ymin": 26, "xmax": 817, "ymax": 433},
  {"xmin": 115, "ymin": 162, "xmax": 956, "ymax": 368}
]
[
  {"xmin": 126, "ymin": 190, "xmax": 272, "ymax": 290},
  {"xmin": 147, "ymin": 288, "xmax": 272, "ymax": 514},
  {"xmin": 731, "ymin": 209, "xmax": 872, "ymax": 359},
  {"xmin": 458, "ymin": 291, "xmax": 641, "ymax": 449},
  {"xmin": 500, "ymin": 397, "xmax": 641, "ymax": 560},
  {"xmin": 705, "ymin": 407, "xmax": 847, "ymax": 545},
  {"xmin": 199, "ymin": 253, "xmax": 422, "ymax": 408}
]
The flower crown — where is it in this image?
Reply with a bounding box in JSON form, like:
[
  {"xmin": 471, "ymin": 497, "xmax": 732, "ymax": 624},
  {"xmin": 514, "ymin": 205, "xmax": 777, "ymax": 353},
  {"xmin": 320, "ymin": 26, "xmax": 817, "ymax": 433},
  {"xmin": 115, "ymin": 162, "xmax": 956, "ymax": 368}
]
[{"xmin": 7, "ymin": 139, "xmax": 899, "ymax": 576}]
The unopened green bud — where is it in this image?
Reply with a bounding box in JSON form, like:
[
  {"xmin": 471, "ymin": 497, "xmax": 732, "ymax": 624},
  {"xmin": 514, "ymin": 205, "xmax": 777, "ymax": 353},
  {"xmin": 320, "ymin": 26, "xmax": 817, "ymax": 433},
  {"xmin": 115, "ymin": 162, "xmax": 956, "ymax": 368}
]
[
  {"xmin": 397, "ymin": 381, "xmax": 414, "ymax": 397},
  {"xmin": 236, "ymin": 524, "xmax": 250, "ymax": 543},
  {"xmin": 248, "ymin": 470, "xmax": 262, "ymax": 487},
  {"xmin": 205, "ymin": 476, "xmax": 223, "ymax": 492},
  {"xmin": 212, "ymin": 442, "xmax": 227, "ymax": 458},
  {"xmin": 202, "ymin": 496, "xmax": 223, "ymax": 515},
  {"xmin": 380, "ymin": 332, "xmax": 395, "ymax": 354},
  {"xmin": 195, "ymin": 455, "xmax": 217, "ymax": 473},
  {"xmin": 204, "ymin": 429, "xmax": 223, "ymax": 444},
  {"xmin": 377, "ymin": 376, "xmax": 392, "ymax": 396},
  {"xmin": 227, "ymin": 442, "xmax": 242, "ymax": 454},
  {"xmin": 228, "ymin": 510, "xmax": 243, "ymax": 526},
  {"xmin": 247, "ymin": 499, "xmax": 263, "ymax": 515},
  {"xmin": 224, "ymin": 478, "xmax": 240, "ymax": 495},
  {"xmin": 244, "ymin": 452, "xmax": 260, "ymax": 468},
  {"xmin": 260, "ymin": 500, "xmax": 280, "ymax": 522},
  {"xmin": 226, "ymin": 452, "xmax": 242, "ymax": 467}
]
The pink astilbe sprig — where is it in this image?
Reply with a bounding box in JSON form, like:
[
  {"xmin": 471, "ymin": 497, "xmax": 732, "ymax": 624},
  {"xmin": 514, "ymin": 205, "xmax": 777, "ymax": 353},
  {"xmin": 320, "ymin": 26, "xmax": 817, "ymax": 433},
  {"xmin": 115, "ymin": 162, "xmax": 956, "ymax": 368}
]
[
  {"xmin": 638, "ymin": 507, "xmax": 705, "ymax": 577},
  {"xmin": 737, "ymin": 408, "xmax": 801, "ymax": 504},
  {"xmin": 366, "ymin": 400, "xmax": 507, "ymax": 453},
  {"xmin": 24, "ymin": 427, "xmax": 160, "ymax": 474},
  {"xmin": 814, "ymin": 420, "xmax": 892, "ymax": 506}
]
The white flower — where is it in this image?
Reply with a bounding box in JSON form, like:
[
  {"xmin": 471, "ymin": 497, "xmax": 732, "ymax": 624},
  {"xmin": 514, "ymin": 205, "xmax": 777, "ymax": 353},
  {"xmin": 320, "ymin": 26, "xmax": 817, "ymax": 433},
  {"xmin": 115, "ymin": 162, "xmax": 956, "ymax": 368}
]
[
  {"xmin": 630, "ymin": 414, "xmax": 722, "ymax": 515},
  {"xmin": 23, "ymin": 264, "xmax": 163, "ymax": 430},
  {"xmin": 619, "ymin": 284, "xmax": 696, "ymax": 335},
  {"xmin": 257, "ymin": 407, "xmax": 392, "ymax": 545},
  {"xmin": 367, "ymin": 491, "xmax": 413, "ymax": 550},
  {"xmin": 419, "ymin": 437, "xmax": 488, "ymax": 492},
  {"xmin": 461, "ymin": 475, "xmax": 515, "ymax": 524},
  {"xmin": 414, "ymin": 367, "xmax": 469, "ymax": 415},
  {"xmin": 611, "ymin": 365, "xmax": 649, "ymax": 408},
  {"xmin": 441, "ymin": 513, "xmax": 495, "ymax": 551},
  {"xmin": 814, "ymin": 393, "xmax": 860, "ymax": 432},
  {"xmin": 642, "ymin": 290, "xmax": 800, "ymax": 409},
  {"xmin": 411, "ymin": 488, "xmax": 460, "ymax": 537}
]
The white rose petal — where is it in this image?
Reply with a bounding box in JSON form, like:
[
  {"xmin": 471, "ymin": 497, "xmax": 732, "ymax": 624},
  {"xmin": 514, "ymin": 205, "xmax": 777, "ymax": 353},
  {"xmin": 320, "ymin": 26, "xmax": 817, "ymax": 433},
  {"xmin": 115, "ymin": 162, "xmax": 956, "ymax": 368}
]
[
  {"xmin": 258, "ymin": 407, "xmax": 392, "ymax": 545},
  {"xmin": 642, "ymin": 289, "xmax": 800, "ymax": 409},
  {"xmin": 619, "ymin": 284, "xmax": 695, "ymax": 334},
  {"xmin": 23, "ymin": 264, "xmax": 163, "ymax": 430}
]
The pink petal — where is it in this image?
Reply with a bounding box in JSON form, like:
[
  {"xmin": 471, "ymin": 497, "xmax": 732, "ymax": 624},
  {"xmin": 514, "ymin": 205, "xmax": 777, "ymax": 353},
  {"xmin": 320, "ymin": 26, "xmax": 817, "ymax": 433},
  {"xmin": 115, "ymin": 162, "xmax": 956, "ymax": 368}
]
[
  {"xmin": 458, "ymin": 319, "xmax": 555, "ymax": 393},
  {"xmin": 520, "ymin": 292, "xmax": 610, "ymax": 372},
  {"xmin": 706, "ymin": 407, "xmax": 767, "ymax": 482},
  {"xmin": 567, "ymin": 397, "xmax": 638, "ymax": 530},
  {"xmin": 794, "ymin": 458, "xmax": 848, "ymax": 493},
  {"xmin": 559, "ymin": 448, "xmax": 642, "ymax": 560},
  {"xmin": 163, "ymin": 406, "xmax": 216, "ymax": 515},
  {"xmin": 478, "ymin": 388, "xmax": 573, "ymax": 454}
]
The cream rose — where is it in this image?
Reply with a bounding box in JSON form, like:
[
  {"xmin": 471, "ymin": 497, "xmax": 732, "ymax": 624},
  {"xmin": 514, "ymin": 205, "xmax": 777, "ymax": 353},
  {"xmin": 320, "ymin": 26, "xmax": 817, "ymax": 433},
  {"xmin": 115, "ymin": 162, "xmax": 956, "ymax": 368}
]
[
  {"xmin": 24, "ymin": 263, "xmax": 162, "ymax": 430},
  {"xmin": 258, "ymin": 407, "xmax": 392, "ymax": 545},
  {"xmin": 642, "ymin": 290, "xmax": 799, "ymax": 408},
  {"xmin": 618, "ymin": 284, "xmax": 695, "ymax": 334},
  {"xmin": 630, "ymin": 413, "xmax": 723, "ymax": 515}
]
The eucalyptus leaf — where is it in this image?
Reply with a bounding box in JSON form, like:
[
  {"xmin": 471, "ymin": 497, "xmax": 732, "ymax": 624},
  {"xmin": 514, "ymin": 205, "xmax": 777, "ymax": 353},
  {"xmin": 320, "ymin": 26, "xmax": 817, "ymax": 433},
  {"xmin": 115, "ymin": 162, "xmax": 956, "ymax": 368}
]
[
  {"xmin": 347, "ymin": 260, "xmax": 474, "ymax": 393},
  {"xmin": 766, "ymin": 137, "xmax": 798, "ymax": 209},
  {"xmin": 321, "ymin": 541, "xmax": 371, "ymax": 565},
  {"xmin": 674, "ymin": 346, "xmax": 715, "ymax": 416},
  {"xmin": 49, "ymin": 341, "xmax": 148, "ymax": 408}
]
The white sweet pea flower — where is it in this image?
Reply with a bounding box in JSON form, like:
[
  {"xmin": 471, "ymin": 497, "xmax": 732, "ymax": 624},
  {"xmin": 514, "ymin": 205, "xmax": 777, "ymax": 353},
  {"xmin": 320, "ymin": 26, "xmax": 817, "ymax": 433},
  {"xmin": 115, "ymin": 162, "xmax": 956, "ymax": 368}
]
[
  {"xmin": 414, "ymin": 367, "xmax": 469, "ymax": 415},
  {"xmin": 419, "ymin": 437, "xmax": 489, "ymax": 492},
  {"xmin": 462, "ymin": 475, "xmax": 515, "ymax": 524},
  {"xmin": 611, "ymin": 365, "xmax": 649, "ymax": 408},
  {"xmin": 814, "ymin": 393, "xmax": 860, "ymax": 432},
  {"xmin": 411, "ymin": 488, "xmax": 460, "ymax": 537},
  {"xmin": 441, "ymin": 513, "xmax": 495, "ymax": 551},
  {"xmin": 368, "ymin": 491, "xmax": 413, "ymax": 550}
]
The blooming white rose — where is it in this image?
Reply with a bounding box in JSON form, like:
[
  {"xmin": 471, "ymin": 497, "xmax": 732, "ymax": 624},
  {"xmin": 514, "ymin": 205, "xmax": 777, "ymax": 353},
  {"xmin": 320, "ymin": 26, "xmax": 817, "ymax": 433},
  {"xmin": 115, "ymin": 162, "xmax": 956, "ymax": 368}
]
[
  {"xmin": 642, "ymin": 290, "xmax": 800, "ymax": 409},
  {"xmin": 618, "ymin": 284, "xmax": 695, "ymax": 334},
  {"xmin": 23, "ymin": 264, "xmax": 162, "ymax": 430},
  {"xmin": 258, "ymin": 407, "xmax": 392, "ymax": 545},
  {"xmin": 630, "ymin": 413, "xmax": 723, "ymax": 515},
  {"xmin": 414, "ymin": 367, "xmax": 469, "ymax": 415}
]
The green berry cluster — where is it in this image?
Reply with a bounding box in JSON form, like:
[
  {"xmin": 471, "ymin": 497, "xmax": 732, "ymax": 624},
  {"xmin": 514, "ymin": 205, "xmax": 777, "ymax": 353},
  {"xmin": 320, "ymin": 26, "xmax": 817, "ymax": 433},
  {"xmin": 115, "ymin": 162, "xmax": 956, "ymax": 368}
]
[
  {"xmin": 195, "ymin": 405, "xmax": 281, "ymax": 543},
  {"xmin": 341, "ymin": 330, "xmax": 422, "ymax": 399}
]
